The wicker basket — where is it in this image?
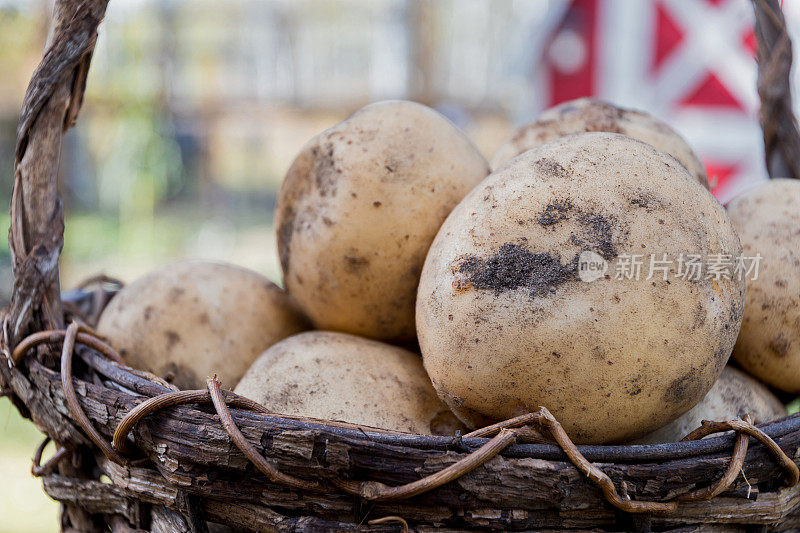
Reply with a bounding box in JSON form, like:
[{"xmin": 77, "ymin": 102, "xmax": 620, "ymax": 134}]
[{"xmin": 5, "ymin": 0, "xmax": 800, "ymax": 531}]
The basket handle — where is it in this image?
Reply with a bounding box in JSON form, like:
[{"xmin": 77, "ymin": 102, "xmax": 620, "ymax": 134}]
[
  {"xmin": 754, "ymin": 0, "xmax": 800, "ymax": 180},
  {"xmin": 6, "ymin": 0, "xmax": 109, "ymax": 348}
]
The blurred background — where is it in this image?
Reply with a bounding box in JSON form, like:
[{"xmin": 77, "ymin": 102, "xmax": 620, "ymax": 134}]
[{"xmin": 2, "ymin": 0, "xmax": 800, "ymax": 530}]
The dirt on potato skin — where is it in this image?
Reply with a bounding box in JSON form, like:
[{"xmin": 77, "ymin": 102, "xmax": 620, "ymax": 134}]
[
  {"xmin": 454, "ymin": 195, "xmax": 625, "ymax": 299},
  {"xmin": 535, "ymin": 197, "xmax": 623, "ymax": 260},
  {"xmin": 537, "ymin": 199, "xmax": 573, "ymax": 226},
  {"xmin": 457, "ymin": 243, "xmax": 577, "ymax": 298}
]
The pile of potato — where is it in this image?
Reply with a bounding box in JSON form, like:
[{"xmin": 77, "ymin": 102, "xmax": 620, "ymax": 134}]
[{"xmin": 98, "ymin": 98, "xmax": 799, "ymax": 444}]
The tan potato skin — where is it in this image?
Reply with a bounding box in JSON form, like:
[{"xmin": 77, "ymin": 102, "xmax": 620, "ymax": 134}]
[
  {"xmin": 727, "ymin": 179, "xmax": 800, "ymax": 392},
  {"xmin": 417, "ymin": 132, "xmax": 744, "ymax": 444},
  {"xmin": 275, "ymin": 100, "xmax": 489, "ymax": 341},
  {"xmin": 97, "ymin": 261, "xmax": 309, "ymax": 390},
  {"xmin": 634, "ymin": 366, "xmax": 785, "ymax": 444},
  {"xmin": 491, "ymin": 98, "xmax": 709, "ymax": 188},
  {"xmin": 234, "ymin": 331, "xmax": 465, "ymax": 435}
]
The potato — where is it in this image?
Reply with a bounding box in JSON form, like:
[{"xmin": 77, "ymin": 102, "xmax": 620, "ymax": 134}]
[
  {"xmin": 234, "ymin": 331, "xmax": 465, "ymax": 435},
  {"xmin": 275, "ymin": 100, "xmax": 489, "ymax": 341},
  {"xmin": 727, "ymin": 179, "xmax": 800, "ymax": 392},
  {"xmin": 491, "ymin": 98, "xmax": 708, "ymax": 188},
  {"xmin": 417, "ymin": 132, "xmax": 744, "ymax": 444},
  {"xmin": 97, "ymin": 261, "xmax": 309, "ymax": 389},
  {"xmin": 634, "ymin": 366, "xmax": 785, "ymax": 444}
]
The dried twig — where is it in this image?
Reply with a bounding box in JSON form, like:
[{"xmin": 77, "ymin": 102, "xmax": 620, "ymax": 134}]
[
  {"xmin": 368, "ymin": 516, "xmax": 409, "ymax": 532},
  {"xmin": 677, "ymin": 414, "xmax": 752, "ymax": 501},
  {"xmin": 335, "ymin": 407, "xmax": 676, "ymax": 513},
  {"xmin": 31, "ymin": 436, "xmax": 71, "ymax": 477},
  {"xmin": 336, "ymin": 426, "xmax": 521, "ymax": 502},
  {"xmin": 112, "ymin": 388, "xmax": 269, "ymax": 453},
  {"xmin": 682, "ymin": 416, "xmax": 799, "ymax": 487},
  {"xmin": 206, "ymin": 376, "xmax": 319, "ymax": 491},
  {"xmin": 534, "ymin": 407, "xmax": 677, "ymax": 513},
  {"xmin": 12, "ymin": 327, "xmax": 124, "ymax": 365},
  {"xmin": 463, "ymin": 412, "xmax": 548, "ymax": 440},
  {"xmin": 60, "ymin": 321, "xmax": 126, "ymax": 464},
  {"xmin": 75, "ymin": 275, "xmax": 124, "ymax": 291}
]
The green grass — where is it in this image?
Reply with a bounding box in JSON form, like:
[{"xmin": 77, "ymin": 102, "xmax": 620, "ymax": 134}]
[
  {"xmin": 787, "ymin": 397, "xmax": 800, "ymax": 415},
  {"xmin": 0, "ymin": 398, "xmax": 60, "ymax": 533}
]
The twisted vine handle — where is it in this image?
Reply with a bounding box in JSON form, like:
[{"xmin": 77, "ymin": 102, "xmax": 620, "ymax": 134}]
[
  {"xmin": 753, "ymin": 0, "xmax": 800, "ymax": 180},
  {"xmin": 5, "ymin": 0, "xmax": 109, "ymax": 350}
]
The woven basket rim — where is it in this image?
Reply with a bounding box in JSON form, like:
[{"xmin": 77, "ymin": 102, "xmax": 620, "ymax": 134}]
[{"xmin": 2, "ymin": 245, "xmax": 794, "ymax": 531}]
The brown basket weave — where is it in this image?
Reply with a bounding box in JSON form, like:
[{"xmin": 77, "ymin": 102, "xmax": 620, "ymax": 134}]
[{"xmin": 5, "ymin": 0, "xmax": 800, "ymax": 531}]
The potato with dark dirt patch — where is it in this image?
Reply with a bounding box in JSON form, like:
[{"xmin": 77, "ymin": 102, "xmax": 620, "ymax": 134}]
[
  {"xmin": 491, "ymin": 98, "xmax": 708, "ymax": 188},
  {"xmin": 727, "ymin": 179, "xmax": 800, "ymax": 392},
  {"xmin": 634, "ymin": 366, "xmax": 785, "ymax": 444},
  {"xmin": 97, "ymin": 261, "xmax": 309, "ymax": 389},
  {"xmin": 234, "ymin": 331, "xmax": 465, "ymax": 435},
  {"xmin": 417, "ymin": 132, "xmax": 744, "ymax": 444},
  {"xmin": 275, "ymin": 100, "xmax": 489, "ymax": 341}
]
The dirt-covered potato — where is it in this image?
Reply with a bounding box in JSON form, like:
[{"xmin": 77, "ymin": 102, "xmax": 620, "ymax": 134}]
[
  {"xmin": 234, "ymin": 331, "xmax": 465, "ymax": 435},
  {"xmin": 417, "ymin": 132, "xmax": 744, "ymax": 444},
  {"xmin": 275, "ymin": 100, "xmax": 489, "ymax": 341},
  {"xmin": 727, "ymin": 179, "xmax": 800, "ymax": 392},
  {"xmin": 634, "ymin": 366, "xmax": 785, "ymax": 444},
  {"xmin": 491, "ymin": 98, "xmax": 708, "ymax": 188},
  {"xmin": 97, "ymin": 261, "xmax": 309, "ymax": 389}
]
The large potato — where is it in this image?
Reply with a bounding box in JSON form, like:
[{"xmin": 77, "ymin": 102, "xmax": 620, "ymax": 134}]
[
  {"xmin": 98, "ymin": 261, "xmax": 309, "ymax": 389},
  {"xmin": 491, "ymin": 98, "xmax": 708, "ymax": 188},
  {"xmin": 275, "ymin": 100, "xmax": 489, "ymax": 341},
  {"xmin": 234, "ymin": 331, "xmax": 464, "ymax": 435},
  {"xmin": 727, "ymin": 179, "xmax": 800, "ymax": 392},
  {"xmin": 634, "ymin": 366, "xmax": 785, "ymax": 444},
  {"xmin": 417, "ymin": 132, "xmax": 744, "ymax": 444}
]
